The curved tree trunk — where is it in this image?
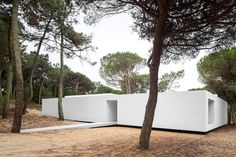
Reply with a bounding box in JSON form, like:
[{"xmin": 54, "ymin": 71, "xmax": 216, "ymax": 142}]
[
  {"xmin": 38, "ymin": 79, "xmax": 45, "ymax": 105},
  {"xmin": 23, "ymin": 19, "xmax": 51, "ymax": 114},
  {"xmin": 139, "ymin": 40, "xmax": 162, "ymax": 149},
  {"xmin": 58, "ymin": 27, "xmax": 64, "ymax": 121},
  {"xmin": 139, "ymin": 3, "xmax": 168, "ymax": 149},
  {"xmin": 2, "ymin": 64, "xmax": 13, "ymax": 119},
  {"xmin": 11, "ymin": 0, "xmax": 24, "ymax": 133}
]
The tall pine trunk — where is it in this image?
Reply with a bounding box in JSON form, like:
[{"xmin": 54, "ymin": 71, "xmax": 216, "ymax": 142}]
[
  {"xmin": 2, "ymin": 64, "xmax": 13, "ymax": 119},
  {"xmin": 2, "ymin": 16, "xmax": 13, "ymax": 119},
  {"xmin": 23, "ymin": 19, "xmax": 51, "ymax": 114},
  {"xmin": 139, "ymin": 3, "xmax": 168, "ymax": 149},
  {"xmin": 58, "ymin": 27, "xmax": 64, "ymax": 121},
  {"xmin": 11, "ymin": 0, "xmax": 24, "ymax": 133},
  {"xmin": 0, "ymin": 69, "xmax": 2, "ymax": 96},
  {"xmin": 139, "ymin": 35, "xmax": 162, "ymax": 149}
]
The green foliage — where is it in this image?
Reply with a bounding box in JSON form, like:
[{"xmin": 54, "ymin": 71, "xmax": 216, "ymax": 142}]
[
  {"xmin": 129, "ymin": 74, "xmax": 149, "ymax": 93},
  {"xmin": 84, "ymin": 1, "xmax": 236, "ymax": 63},
  {"xmin": 64, "ymin": 71, "xmax": 95, "ymax": 95},
  {"xmin": 188, "ymin": 87, "xmax": 206, "ymax": 91},
  {"xmin": 99, "ymin": 51, "xmax": 184, "ymax": 93},
  {"xmin": 93, "ymin": 82, "xmax": 123, "ymax": 94},
  {"xmin": 100, "ymin": 52, "xmax": 146, "ymax": 93},
  {"xmin": 22, "ymin": 52, "xmax": 52, "ymax": 80},
  {"xmin": 42, "ymin": 87, "xmax": 53, "ymax": 98},
  {"xmin": 20, "ymin": 52, "xmax": 95, "ymax": 103},
  {"xmin": 158, "ymin": 70, "xmax": 185, "ymax": 92},
  {"xmin": 197, "ymin": 47, "xmax": 236, "ymax": 124},
  {"xmin": 197, "ymin": 47, "xmax": 236, "ymax": 103}
]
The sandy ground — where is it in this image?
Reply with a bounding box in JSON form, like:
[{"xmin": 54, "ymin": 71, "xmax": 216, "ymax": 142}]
[
  {"xmin": 0, "ymin": 105, "xmax": 79, "ymax": 133},
  {"xmin": 0, "ymin": 106, "xmax": 236, "ymax": 157}
]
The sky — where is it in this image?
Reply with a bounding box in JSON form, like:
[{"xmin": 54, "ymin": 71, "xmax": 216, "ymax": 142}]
[{"xmin": 41, "ymin": 13, "xmax": 205, "ymax": 91}]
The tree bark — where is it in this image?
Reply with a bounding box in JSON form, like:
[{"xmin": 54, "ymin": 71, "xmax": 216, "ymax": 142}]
[
  {"xmin": 139, "ymin": 35, "xmax": 162, "ymax": 149},
  {"xmin": 58, "ymin": 27, "xmax": 64, "ymax": 121},
  {"xmin": 124, "ymin": 71, "xmax": 131, "ymax": 94},
  {"xmin": 228, "ymin": 105, "xmax": 232, "ymax": 125},
  {"xmin": 139, "ymin": 2, "xmax": 168, "ymax": 149},
  {"xmin": 2, "ymin": 20, "xmax": 13, "ymax": 119},
  {"xmin": 2, "ymin": 64, "xmax": 13, "ymax": 119},
  {"xmin": 54, "ymin": 84, "xmax": 57, "ymax": 97},
  {"xmin": 127, "ymin": 72, "xmax": 131, "ymax": 94},
  {"xmin": 23, "ymin": 19, "xmax": 51, "ymax": 114},
  {"xmin": 74, "ymin": 83, "xmax": 79, "ymax": 95},
  {"xmin": 38, "ymin": 79, "xmax": 45, "ymax": 105},
  {"xmin": 11, "ymin": 0, "xmax": 24, "ymax": 133},
  {"xmin": 232, "ymin": 111, "xmax": 236, "ymax": 125},
  {"xmin": 0, "ymin": 69, "xmax": 3, "ymax": 97}
]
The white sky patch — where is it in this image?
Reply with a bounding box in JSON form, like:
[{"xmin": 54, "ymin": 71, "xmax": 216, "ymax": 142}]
[{"xmin": 27, "ymin": 13, "xmax": 205, "ymax": 91}]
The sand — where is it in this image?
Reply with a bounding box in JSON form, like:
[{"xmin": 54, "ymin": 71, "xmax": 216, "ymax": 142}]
[
  {"xmin": 0, "ymin": 105, "xmax": 79, "ymax": 133},
  {"xmin": 0, "ymin": 106, "xmax": 236, "ymax": 157}
]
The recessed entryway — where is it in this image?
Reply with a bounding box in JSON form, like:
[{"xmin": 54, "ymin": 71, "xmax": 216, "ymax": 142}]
[{"xmin": 208, "ymin": 99, "xmax": 214, "ymax": 124}]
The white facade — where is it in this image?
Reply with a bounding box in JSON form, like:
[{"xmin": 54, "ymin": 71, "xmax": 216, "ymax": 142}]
[
  {"xmin": 117, "ymin": 91, "xmax": 227, "ymax": 132},
  {"xmin": 42, "ymin": 94, "xmax": 117, "ymax": 122},
  {"xmin": 42, "ymin": 91, "xmax": 228, "ymax": 132}
]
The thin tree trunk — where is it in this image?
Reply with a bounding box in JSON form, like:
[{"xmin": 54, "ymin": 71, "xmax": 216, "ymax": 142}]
[
  {"xmin": 2, "ymin": 64, "xmax": 13, "ymax": 119},
  {"xmin": 0, "ymin": 69, "xmax": 3, "ymax": 97},
  {"xmin": 11, "ymin": 0, "xmax": 24, "ymax": 133},
  {"xmin": 127, "ymin": 75, "xmax": 131, "ymax": 94},
  {"xmin": 54, "ymin": 84, "xmax": 57, "ymax": 97},
  {"xmin": 125, "ymin": 76, "xmax": 129, "ymax": 94},
  {"xmin": 124, "ymin": 73, "xmax": 131, "ymax": 94},
  {"xmin": 74, "ymin": 83, "xmax": 79, "ymax": 95},
  {"xmin": 228, "ymin": 105, "xmax": 232, "ymax": 125},
  {"xmin": 2, "ymin": 20, "xmax": 13, "ymax": 119},
  {"xmin": 232, "ymin": 112, "xmax": 235, "ymax": 125},
  {"xmin": 58, "ymin": 27, "xmax": 64, "ymax": 121},
  {"xmin": 23, "ymin": 19, "xmax": 51, "ymax": 114},
  {"xmin": 139, "ymin": 3, "xmax": 168, "ymax": 149},
  {"xmin": 38, "ymin": 79, "xmax": 45, "ymax": 105},
  {"xmin": 126, "ymin": 70, "xmax": 132, "ymax": 94}
]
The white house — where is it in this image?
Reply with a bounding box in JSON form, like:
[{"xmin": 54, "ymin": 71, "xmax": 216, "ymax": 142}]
[{"xmin": 42, "ymin": 90, "xmax": 228, "ymax": 132}]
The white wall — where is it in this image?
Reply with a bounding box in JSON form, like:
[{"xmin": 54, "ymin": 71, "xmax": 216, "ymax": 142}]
[
  {"xmin": 42, "ymin": 91, "xmax": 227, "ymax": 132},
  {"xmin": 42, "ymin": 98, "xmax": 58, "ymax": 117},
  {"xmin": 117, "ymin": 91, "xmax": 227, "ymax": 132},
  {"xmin": 117, "ymin": 91, "xmax": 206, "ymax": 132},
  {"xmin": 42, "ymin": 94, "xmax": 118, "ymax": 122}
]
